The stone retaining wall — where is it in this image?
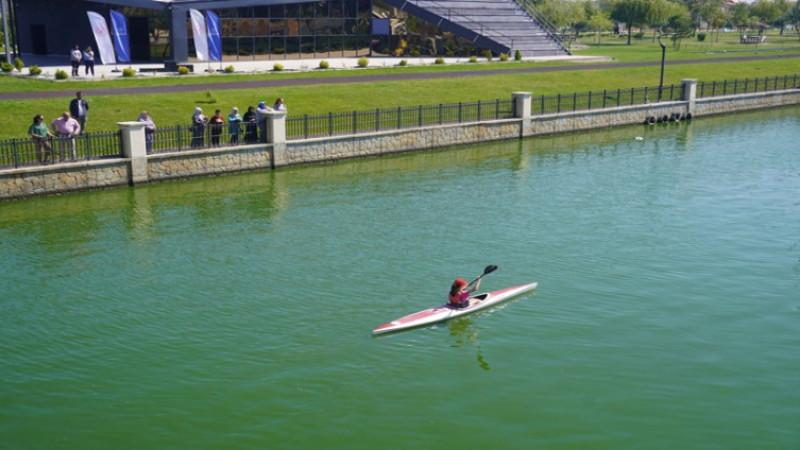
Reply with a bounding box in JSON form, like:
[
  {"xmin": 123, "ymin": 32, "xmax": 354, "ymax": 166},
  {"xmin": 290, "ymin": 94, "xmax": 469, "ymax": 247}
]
[{"xmin": 2, "ymin": 81, "xmax": 798, "ymax": 200}]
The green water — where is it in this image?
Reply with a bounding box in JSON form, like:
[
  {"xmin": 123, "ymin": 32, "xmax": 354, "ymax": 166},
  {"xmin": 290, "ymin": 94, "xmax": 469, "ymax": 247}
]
[{"xmin": 2, "ymin": 107, "xmax": 799, "ymax": 449}]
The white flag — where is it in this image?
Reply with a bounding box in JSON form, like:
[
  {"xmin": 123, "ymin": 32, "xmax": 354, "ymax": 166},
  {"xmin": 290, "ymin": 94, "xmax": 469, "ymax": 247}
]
[
  {"xmin": 86, "ymin": 11, "xmax": 116, "ymax": 65},
  {"xmin": 189, "ymin": 9, "xmax": 208, "ymax": 61}
]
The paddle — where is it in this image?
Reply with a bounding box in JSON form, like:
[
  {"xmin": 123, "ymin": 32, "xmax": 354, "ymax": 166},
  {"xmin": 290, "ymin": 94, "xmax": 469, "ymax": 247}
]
[{"xmin": 467, "ymin": 264, "xmax": 498, "ymax": 288}]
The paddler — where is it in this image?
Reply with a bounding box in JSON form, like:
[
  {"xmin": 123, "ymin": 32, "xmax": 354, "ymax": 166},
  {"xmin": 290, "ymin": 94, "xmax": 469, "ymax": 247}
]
[{"xmin": 448, "ymin": 277, "xmax": 481, "ymax": 309}]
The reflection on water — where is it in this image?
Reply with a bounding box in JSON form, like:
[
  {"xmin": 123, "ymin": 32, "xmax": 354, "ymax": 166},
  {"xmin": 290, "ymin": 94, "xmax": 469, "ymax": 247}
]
[{"xmin": 447, "ymin": 318, "xmax": 490, "ymax": 371}]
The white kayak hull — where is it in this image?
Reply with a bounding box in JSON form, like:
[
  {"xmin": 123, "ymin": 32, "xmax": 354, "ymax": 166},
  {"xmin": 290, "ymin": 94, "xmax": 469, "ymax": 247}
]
[{"xmin": 372, "ymin": 282, "xmax": 538, "ymax": 335}]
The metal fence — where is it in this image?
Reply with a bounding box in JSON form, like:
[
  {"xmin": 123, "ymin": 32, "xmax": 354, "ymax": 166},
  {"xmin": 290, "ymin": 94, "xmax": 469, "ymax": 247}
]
[
  {"xmin": 286, "ymin": 99, "xmax": 515, "ymax": 140},
  {"xmin": 697, "ymin": 74, "xmax": 800, "ymax": 98},
  {"xmin": 531, "ymin": 85, "xmax": 682, "ymax": 116},
  {"xmin": 0, "ymin": 131, "xmax": 122, "ymax": 169},
  {"xmin": 147, "ymin": 122, "xmax": 259, "ymax": 154},
  {"xmin": 2, "ymin": 74, "xmax": 799, "ymax": 170}
]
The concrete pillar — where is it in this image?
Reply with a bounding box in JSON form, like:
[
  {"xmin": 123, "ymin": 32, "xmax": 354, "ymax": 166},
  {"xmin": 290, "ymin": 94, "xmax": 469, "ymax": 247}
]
[
  {"xmin": 681, "ymin": 79, "xmax": 698, "ymax": 115},
  {"xmin": 266, "ymin": 111, "xmax": 288, "ymax": 168},
  {"xmin": 118, "ymin": 122, "xmax": 148, "ymax": 185},
  {"xmin": 512, "ymin": 92, "xmax": 532, "ymax": 137},
  {"xmin": 169, "ymin": 6, "xmax": 189, "ymax": 63}
]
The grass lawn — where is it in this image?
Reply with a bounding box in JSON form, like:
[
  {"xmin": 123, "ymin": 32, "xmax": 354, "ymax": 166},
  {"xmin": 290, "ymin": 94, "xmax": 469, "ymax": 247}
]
[{"xmin": 1, "ymin": 32, "xmax": 799, "ymax": 140}]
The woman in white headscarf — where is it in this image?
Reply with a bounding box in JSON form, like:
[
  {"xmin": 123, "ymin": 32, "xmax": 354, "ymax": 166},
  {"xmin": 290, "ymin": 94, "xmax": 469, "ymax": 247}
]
[
  {"xmin": 191, "ymin": 107, "xmax": 207, "ymax": 149},
  {"xmin": 228, "ymin": 107, "xmax": 242, "ymax": 145},
  {"xmin": 137, "ymin": 111, "xmax": 156, "ymax": 153}
]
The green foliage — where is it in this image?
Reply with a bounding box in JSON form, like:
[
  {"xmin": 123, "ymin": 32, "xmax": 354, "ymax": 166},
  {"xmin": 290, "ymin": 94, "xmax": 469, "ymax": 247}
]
[
  {"xmin": 434, "ymin": 57, "xmax": 445, "ymax": 65},
  {"xmin": 514, "ymin": 50, "xmax": 522, "ymax": 61},
  {"xmin": 14, "ymin": 57, "xmax": 24, "ymax": 71},
  {"xmin": 399, "ymin": 59, "xmax": 408, "ymax": 66},
  {"xmin": 55, "ymin": 69, "xmax": 69, "ymax": 80},
  {"xmin": 224, "ymin": 65, "xmax": 235, "ymax": 73},
  {"xmin": 28, "ymin": 66, "xmax": 42, "ymax": 76},
  {"xmin": 697, "ymin": 33, "xmax": 707, "ymax": 42},
  {"xmin": 357, "ymin": 57, "xmax": 368, "ymax": 68},
  {"xmin": 272, "ymin": 63, "xmax": 284, "ymax": 71},
  {"xmin": 319, "ymin": 60, "xmax": 330, "ymax": 69},
  {"xmin": 177, "ymin": 66, "xmax": 190, "ymax": 75},
  {"xmin": 122, "ymin": 67, "xmax": 136, "ymax": 77},
  {"xmin": 0, "ymin": 62, "xmax": 13, "ymax": 72},
  {"xmin": 482, "ymin": 49, "xmax": 493, "ymax": 61},
  {"xmin": 499, "ymin": 53, "xmax": 509, "ymax": 62},
  {"xmin": 469, "ymin": 55, "xmax": 478, "ymax": 63}
]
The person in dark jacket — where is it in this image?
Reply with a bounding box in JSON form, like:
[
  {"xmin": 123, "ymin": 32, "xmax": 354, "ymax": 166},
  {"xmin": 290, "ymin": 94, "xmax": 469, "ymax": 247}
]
[{"xmin": 69, "ymin": 91, "xmax": 89, "ymax": 134}]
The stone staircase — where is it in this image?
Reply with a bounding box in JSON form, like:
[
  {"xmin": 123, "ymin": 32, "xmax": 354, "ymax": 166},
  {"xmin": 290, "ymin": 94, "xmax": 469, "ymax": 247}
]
[{"xmin": 381, "ymin": 0, "xmax": 569, "ymax": 57}]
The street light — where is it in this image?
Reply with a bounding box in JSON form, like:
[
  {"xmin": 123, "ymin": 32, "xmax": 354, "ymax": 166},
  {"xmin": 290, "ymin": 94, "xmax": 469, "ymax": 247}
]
[{"xmin": 657, "ymin": 33, "xmax": 667, "ymax": 102}]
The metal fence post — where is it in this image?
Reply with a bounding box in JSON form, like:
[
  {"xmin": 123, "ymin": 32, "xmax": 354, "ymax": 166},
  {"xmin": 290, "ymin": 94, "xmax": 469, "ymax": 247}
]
[
  {"xmin": 11, "ymin": 139, "xmax": 19, "ymax": 168},
  {"xmin": 418, "ymin": 105, "xmax": 423, "ymax": 127},
  {"xmin": 477, "ymin": 100, "xmax": 482, "ymax": 121},
  {"xmin": 397, "ymin": 106, "xmax": 402, "ymax": 129},
  {"xmin": 557, "ymin": 94, "xmax": 561, "ymax": 113},
  {"xmin": 84, "ymin": 133, "xmax": 91, "ymax": 160},
  {"xmin": 352, "ymin": 111, "xmax": 357, "ymax": 135},
  {"xmin": 458, "ymin": 102, "xmax": 463, "ymax": 123}
]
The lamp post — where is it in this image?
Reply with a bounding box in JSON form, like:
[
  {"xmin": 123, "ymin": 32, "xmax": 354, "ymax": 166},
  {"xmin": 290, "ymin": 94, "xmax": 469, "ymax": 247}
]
[{"xmin": 657, "ymin": 33, "xmax": 667, "ymax": 102}]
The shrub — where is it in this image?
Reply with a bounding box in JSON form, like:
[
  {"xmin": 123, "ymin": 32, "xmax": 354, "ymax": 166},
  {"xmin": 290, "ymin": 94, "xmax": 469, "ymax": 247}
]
[
  {"xmin": 499, "ymin": 53, "xmax": 509, "ymax": 61},
  {"xmin": 0, "ymin": 62, "xmax": 13, "ymax": 72},
  {"xmin": 469, "ymin": 55, "xmax": 478, "ymax": 63},
  {"xmin": 319, "ymin": 60, "xmax": 329, "ymax": 69},
  {"xmin": 410, "ymin": 50, "xmax": 420, "ymax": 57},
  {"xmin": 55, "ymin": 69, "xmax": 69, "ymax": 80},
  {"xmin": 399, "ymin": 59, "xmax": 408, "ymax": 66},
  {"xmin": 224, "ymin": 65, "xmax": 235, "ymax": 73},
  {"xmin": 482, "ymin": 49, "xmax": 493, "ymax": 61},
  {"xmin": 633, "ymin": 32, "xmax": 645, "ymax": 40},
  {"xmin": 434, "ymin": 57, "xmax": 445, "ymax": 65},
  {"xmin": 177, "ymin": 65, "xmax": 190, "ymax": 75},
  {"xmin": 514, "ymin": 50, "xmax": 522, "ymax": 61},
  {"xmin": 122, "ymin": 67, "xmax": 136, "ymax": 77},
  {"xmin": 14, "ymin": 57, "xmax": 24, "ymax": 71},
  {"xmin": 272, "ymin": 63, "xmax": 284, "ymax": 71},
  {"xmin": 29, "ymin": 65, "xmax": 42, "ymax": 76},
  {"xmin": 357, "ymin": 56, "xmax": 368, "ymax": 68},
  {"xmin": 697, "ymin": 33, "xmax": 706, "ymax": 42}
]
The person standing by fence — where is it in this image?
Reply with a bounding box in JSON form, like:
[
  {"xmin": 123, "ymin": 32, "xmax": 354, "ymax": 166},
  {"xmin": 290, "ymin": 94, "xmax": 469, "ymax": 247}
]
[
  {"xmin": 256, "ymin": 101, "xmax": 273, "ymax": 143},
  {"xmin": 191, "ymin": 107, "xmax": 207, "ymax": 149},
  {"xmin": 69, "ymin": 91, "xmax": 89, "ymax": 135},
  {"xmin": 50, "ymin": 112, "xmax": 81, "ymax": 161},
  {"xmin": 209, "ymin": 109, "xmax": 224, "ymax": 147},
  {"xmin": 228, "ymin": 107, "xmax": 242, "ymax": 145},
  {"xmin": 28, "ymin": 114, "xmax": 55, "ymax": 164},
  {"xmin": 243, "ymin": 106, "xmax": 257, "ymax": 143},
  {"xmin": 137, "ymin": 111, "xmax": 156, "ymax": 153}
]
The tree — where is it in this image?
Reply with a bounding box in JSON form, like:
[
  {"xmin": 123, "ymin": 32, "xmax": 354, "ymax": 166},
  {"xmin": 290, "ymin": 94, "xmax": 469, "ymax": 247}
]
[
  {"xmin": 609, "ymin": 0, "xmax": 683, "ymax": 44},
  {"xmin": 784, "ymin": 1, "xmax": 800, "ymax": 38},
  {"xmin": 587, "ymin": 11, "xmax": 615, "ymax": 42}
]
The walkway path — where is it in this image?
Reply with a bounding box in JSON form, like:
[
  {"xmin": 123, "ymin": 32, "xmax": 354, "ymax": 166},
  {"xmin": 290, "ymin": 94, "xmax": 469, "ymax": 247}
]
[{"xmin": 2, "ymin": 53, "xmax": 798, "ymax": 101}]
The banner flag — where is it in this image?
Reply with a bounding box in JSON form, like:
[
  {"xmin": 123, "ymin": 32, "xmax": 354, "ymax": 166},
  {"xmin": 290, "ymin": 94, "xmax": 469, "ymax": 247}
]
[
  {"xmin": 189, "ymin": 9, "xmax": 208, "ymax": 61},
  {"xmin": 86, "ymin": 11, "xmax": 116, "ymax": 65},
  {"xmin": 205, "ymin": 10, "xmax": 222, "ymax": 62},
  {"xmin": 109, "ymin": 10, "xmax": 131, "ymax": 63}
]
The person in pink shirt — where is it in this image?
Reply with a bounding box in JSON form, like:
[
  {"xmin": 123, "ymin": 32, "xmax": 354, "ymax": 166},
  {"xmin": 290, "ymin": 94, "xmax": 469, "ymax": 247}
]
[
  {"xmin": 448, "ymin": 277, "xmax": 481, "ymax": 308},
  {"xmin": 50, "ymin": 112, "xmax": 81, "ymax": 161}
]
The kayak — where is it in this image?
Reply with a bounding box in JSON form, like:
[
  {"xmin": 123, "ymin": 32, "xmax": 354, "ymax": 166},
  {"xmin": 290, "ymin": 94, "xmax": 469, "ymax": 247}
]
[{"xmin": 372, "ymin": 282, "xmax": 538, "ymax": 335}]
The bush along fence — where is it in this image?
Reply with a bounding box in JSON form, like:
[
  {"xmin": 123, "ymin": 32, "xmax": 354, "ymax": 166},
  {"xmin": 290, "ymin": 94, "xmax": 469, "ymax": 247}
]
[{"xmin": 2, "ymin": 74, "xmax": 799, "ymax": 171}]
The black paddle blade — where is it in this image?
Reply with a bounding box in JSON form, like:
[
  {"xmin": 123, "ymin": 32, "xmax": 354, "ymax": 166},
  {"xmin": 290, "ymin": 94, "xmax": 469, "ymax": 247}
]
[{"xmin": 483, "ymin": 265, "xmax": 498, "ymax": 275}]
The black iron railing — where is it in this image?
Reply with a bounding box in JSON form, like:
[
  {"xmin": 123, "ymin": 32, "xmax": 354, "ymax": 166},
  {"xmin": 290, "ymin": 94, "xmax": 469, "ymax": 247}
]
[
  {"xmin": 286, "ymin": 99, "xmax": 514, "ymax": 140},
  {"xmin": 0, "ymin": 131, "xmax": 122, "ymax": 169},
  {"xmin": 697, "ymin": 75, "xmax": 800, "ymax": 98}
]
